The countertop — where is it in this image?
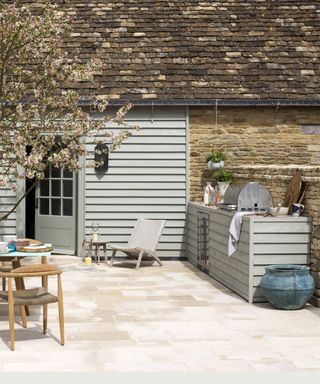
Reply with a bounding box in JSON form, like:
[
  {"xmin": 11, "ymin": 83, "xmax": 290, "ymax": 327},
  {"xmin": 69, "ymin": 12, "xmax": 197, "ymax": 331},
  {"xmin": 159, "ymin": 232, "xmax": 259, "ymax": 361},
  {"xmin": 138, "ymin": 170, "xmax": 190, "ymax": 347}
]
[{"xmin": 188, "ymin": 202, "xmax": 311, "ymax": 222}]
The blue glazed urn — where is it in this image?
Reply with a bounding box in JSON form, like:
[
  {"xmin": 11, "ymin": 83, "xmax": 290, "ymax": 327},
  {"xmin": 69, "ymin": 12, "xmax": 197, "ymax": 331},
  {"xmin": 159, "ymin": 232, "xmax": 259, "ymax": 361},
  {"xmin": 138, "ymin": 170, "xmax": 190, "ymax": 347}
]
[{"xmin": 260, "ymin": 265, "xmax": 315, "ymax": 310}]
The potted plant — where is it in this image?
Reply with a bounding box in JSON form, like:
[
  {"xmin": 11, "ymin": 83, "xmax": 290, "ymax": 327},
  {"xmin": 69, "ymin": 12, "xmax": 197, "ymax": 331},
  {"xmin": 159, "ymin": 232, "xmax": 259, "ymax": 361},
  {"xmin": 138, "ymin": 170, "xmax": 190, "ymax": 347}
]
[
  {"xmin": 212, "ymin": 169, "xmax": 234, "ymax": 201},
  {"xmin": 206, "ymin": 150, "xmax": 227, "ymax": 170}
]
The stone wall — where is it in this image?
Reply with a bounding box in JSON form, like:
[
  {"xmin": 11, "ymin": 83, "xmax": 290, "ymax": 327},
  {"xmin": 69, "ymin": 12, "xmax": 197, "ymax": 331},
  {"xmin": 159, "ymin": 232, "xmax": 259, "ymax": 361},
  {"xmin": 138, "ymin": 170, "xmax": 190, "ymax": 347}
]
[{"xmin": 189, "ymin": 106, "xmax": 320, "ymax": 306}]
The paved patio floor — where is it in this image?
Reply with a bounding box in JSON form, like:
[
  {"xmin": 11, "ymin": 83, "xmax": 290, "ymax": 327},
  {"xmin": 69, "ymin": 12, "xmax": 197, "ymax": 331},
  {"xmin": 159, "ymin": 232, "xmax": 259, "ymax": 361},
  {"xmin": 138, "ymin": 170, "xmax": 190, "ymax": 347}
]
[{"xmin": 0, "ymin": 256, "xmax": 320, "ymax": 372}]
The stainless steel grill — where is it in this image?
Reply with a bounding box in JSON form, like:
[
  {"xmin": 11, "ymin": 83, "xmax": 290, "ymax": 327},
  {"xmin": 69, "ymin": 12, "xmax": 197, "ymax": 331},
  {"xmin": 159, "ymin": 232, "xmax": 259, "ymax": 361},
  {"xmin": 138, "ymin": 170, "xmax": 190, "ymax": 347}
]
[{"xmin": 220, "ymin": 181, "xmax": 273, "ymax": 211}]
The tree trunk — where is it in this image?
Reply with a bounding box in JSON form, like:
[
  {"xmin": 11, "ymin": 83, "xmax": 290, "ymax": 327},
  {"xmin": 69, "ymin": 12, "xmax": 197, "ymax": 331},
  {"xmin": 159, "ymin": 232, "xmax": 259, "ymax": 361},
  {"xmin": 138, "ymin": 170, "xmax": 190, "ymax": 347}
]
[{"xmin": 0, "ymin": 180, "xmax": 36, "ymax": 222}]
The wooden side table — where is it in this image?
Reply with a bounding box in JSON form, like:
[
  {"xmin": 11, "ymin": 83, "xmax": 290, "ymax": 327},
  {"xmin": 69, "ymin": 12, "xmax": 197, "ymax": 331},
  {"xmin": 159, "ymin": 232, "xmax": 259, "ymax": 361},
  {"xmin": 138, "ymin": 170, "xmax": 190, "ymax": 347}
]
[{"xmin": 90, "ymin": 241, "xmax": 108, "ymax": 265}]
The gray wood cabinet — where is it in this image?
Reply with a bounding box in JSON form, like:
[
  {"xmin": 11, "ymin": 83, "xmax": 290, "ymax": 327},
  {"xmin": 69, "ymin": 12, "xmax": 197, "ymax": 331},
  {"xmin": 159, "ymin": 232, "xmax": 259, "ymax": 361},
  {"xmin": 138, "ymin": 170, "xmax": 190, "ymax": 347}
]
[{"xmin": 186, "ymin": 202, "xmax": 312, "ymax": 303}]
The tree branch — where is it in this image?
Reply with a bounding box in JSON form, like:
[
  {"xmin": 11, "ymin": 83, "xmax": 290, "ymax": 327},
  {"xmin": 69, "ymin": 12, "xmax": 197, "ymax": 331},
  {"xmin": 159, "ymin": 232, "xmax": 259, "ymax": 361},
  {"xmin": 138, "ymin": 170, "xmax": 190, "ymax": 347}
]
[{"xmin": 0, "ymin": 179, "xmax": 36, "ymax": 222}]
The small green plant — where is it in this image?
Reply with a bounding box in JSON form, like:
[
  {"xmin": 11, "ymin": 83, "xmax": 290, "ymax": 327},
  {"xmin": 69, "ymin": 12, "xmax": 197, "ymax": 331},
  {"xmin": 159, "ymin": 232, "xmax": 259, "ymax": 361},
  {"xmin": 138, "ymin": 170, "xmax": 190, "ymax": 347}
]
[
  {"xmin": 212, "ymin": 169, "xmax": 234, "ymax": 183},
  {"xmin": 206, "ymin": 150, "xmax": 227, "ymax": 163}
]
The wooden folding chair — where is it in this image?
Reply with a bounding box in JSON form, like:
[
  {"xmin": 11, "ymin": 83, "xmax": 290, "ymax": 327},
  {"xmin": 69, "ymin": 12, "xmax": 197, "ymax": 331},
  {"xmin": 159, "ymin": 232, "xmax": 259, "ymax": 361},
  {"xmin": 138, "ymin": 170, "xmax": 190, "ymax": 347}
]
[{"xmin": 108, "ymin": 219, "xmax": 166, "ymax": 269}]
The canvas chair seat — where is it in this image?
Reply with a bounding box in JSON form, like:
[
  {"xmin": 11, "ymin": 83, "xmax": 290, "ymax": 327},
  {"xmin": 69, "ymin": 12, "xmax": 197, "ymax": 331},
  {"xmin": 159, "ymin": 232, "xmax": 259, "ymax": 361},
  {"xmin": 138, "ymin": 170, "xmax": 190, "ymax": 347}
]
[
  {"xmin": 0, "ymin": 286, "xmax": 58, "ymax": 306},
  {"xmin": 108, "ymin": 245, "xmax": 152, "ymax": 256},
  {"xmin": 0, "ymin": 264, "xmax": 13, "ymax": 273},
  {"xmin": 108, "ymin": 219, "xmax": 166, "ymax": 269}
]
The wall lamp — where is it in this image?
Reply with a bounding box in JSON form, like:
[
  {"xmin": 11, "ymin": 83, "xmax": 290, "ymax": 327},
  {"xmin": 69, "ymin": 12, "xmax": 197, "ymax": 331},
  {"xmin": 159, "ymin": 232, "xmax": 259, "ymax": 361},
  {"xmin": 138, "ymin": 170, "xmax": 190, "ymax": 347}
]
[{"xmin": 94, "ymin": 143, "xmax": 109, "ymax": 171}]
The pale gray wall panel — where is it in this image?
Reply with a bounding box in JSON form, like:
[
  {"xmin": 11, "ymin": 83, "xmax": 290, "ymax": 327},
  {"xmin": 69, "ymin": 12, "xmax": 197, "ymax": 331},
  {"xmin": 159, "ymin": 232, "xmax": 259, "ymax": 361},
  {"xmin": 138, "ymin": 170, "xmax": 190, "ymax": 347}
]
[
  {"xmin": 0, "ymin": 188, "xmax": 17, "ymax": 237},
  {"xmin": 106, "ymin": 152, "xmax": 186, "ymax": 160},
  {"xmin": 86, "ymin": 189, "xmax": 185, "ymax": 197},
  {"xmin": 86, "ymin": 197, "xmax": 186, "ymax": 205},
  {"xmin": 87, "ymin": 182, "xmax": 186, "ymax": 190},
  {"xmin": 86, "ymin": 168, "xmax": 186, "ymax": 175},
  {"xmin": 86, "ymin": 175, "xmax": 186, "ymax": 182},
  {"xmin": 87, "ymin": 143, "xmax": 186, "ymax": 152},
  {"xmin": 85, "ymin": 219, "xmax": 185, "ymax": 228},
  {"xmin": 84, "ymin": 106, "xmax": 187, "ymax": 258}
]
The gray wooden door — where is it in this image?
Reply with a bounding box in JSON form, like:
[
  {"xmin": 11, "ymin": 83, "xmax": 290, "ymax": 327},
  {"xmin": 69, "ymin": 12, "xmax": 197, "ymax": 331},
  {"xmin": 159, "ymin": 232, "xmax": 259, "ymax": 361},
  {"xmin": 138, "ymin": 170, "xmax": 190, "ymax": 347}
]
[{"xmin": 35, "ymin": 165, "xmax": 76, "ymax": 254}]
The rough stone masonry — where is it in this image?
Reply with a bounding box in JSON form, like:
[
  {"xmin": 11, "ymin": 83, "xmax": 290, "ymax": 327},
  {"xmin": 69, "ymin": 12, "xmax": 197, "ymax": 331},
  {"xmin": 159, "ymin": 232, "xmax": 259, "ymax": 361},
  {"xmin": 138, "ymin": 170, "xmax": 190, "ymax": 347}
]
[{"xmin": 189, "ymin": 106, "xmax": 320, "ymax": 306}]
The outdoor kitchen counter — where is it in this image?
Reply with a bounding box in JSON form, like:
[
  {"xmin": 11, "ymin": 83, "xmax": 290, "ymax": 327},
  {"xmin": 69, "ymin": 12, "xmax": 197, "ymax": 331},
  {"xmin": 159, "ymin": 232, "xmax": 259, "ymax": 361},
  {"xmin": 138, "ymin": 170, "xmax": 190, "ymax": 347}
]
[{"xmin": 186, "ymin": 202, "xmax": 312, "ymax": 303}]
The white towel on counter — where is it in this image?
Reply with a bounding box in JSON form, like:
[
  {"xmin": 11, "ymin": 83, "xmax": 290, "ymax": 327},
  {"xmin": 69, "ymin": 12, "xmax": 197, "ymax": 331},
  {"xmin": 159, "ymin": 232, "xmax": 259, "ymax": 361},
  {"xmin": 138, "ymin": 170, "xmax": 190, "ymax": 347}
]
[{"xmin": 228, "ymin": 212, "xmax": 255, "ymax": 257}]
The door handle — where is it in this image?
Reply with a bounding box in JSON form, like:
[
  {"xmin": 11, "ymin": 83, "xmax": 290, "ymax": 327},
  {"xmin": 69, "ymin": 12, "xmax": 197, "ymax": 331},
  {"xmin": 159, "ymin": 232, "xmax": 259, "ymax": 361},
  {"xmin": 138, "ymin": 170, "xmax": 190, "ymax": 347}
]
[{"xmin": 35, "ymin": 198, "xmax": 39, "ymax": 209}]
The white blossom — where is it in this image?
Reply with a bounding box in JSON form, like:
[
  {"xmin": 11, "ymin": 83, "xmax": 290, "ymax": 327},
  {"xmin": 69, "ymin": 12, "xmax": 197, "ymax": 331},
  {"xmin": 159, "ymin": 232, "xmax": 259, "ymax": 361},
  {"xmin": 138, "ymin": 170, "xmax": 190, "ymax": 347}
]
[{"xmin": 0, "ymin": 2, "xmax": 138, "ymax": 221}]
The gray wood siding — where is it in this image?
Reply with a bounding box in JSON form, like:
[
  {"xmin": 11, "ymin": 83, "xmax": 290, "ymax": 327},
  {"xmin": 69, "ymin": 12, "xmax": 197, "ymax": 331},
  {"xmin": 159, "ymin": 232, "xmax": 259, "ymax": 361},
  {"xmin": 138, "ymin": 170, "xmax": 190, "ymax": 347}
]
[
  {"xmin": 0, "ymin": 187, "xmax": 17, "ymax": 236},
  {"xmin": 186, "ymin": 206, "xmax": 199, "ymax": 265},
  {"xmin": 251, "ymin": 216, "xmax": 312, "ymax": 302},
  {"xmin": 208, "ymin": 209, "xmax": 250, "ymax": 302},
  {"xmin": 186, "ymin": 203, "xmax": 312, "ymax": 303},
  {"xmin": 85, "ymin": 107, "xmax": 187, "ymax": 258}
]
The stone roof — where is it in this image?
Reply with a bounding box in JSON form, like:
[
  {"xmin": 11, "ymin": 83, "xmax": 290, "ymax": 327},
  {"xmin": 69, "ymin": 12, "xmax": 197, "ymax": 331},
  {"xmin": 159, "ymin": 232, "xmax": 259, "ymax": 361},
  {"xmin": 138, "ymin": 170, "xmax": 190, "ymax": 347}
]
[{"xmin": 26, "ymin": 1, "xmax": 320, "ymax": 101}]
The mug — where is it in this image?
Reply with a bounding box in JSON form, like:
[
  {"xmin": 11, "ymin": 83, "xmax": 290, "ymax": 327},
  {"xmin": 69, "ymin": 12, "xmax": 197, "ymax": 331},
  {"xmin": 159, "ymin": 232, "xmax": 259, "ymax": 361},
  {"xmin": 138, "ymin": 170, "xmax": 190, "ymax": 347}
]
[{"xmin": 292, "ymin": 203, "xmax": 304, "ymax": 217}]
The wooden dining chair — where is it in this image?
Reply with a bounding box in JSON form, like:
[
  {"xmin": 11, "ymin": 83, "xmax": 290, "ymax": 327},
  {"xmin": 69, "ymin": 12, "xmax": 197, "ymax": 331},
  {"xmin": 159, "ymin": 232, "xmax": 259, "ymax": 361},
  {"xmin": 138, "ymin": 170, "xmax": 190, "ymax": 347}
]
[
  {"xmin": 0, "ymin": 261, "xmax": 13, "ymax": 291},
  {"xmin": 0, "ymin": 264, "xmax": 64, "ymax": 351}
]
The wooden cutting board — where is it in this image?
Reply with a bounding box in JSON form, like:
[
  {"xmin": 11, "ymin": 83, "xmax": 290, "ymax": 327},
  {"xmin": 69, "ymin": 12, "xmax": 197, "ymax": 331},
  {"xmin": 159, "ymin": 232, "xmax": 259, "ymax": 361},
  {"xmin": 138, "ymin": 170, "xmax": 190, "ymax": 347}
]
[{"xmin": 283, "ymin": 169, "xmax": 302, "ymax": 210}]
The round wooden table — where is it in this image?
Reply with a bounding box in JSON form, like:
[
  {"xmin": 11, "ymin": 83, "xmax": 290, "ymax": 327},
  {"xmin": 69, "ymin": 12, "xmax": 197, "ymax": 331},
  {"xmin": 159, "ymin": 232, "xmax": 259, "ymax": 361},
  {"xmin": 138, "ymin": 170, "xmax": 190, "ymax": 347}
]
[{"xmin": 0, "ymin": 238, "xmax": 53, "ymax": 316}]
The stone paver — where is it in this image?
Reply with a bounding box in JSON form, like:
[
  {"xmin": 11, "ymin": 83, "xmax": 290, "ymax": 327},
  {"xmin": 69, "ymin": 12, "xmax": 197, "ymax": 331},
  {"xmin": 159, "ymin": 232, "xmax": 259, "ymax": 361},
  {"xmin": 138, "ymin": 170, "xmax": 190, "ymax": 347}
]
[{"xmin": 0, "ymin": 256, "xmax": 320, "ymax": 372}]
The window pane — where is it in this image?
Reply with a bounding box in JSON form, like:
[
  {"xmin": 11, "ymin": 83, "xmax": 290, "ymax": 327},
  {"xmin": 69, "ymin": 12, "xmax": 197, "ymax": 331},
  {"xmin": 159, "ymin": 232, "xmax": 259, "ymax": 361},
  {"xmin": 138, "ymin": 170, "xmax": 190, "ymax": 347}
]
[
  {"xmin": 52, "ymin": 180, "xmax": 61, "ymax": 196},
  {"xmin": 63, "ymin": 199, "xmax": 73, "ymax": 216},
  {"xmin": 44, "ymin": 167, "xmax": 50, "ymax": 178},
  {"xmin": 51, "ymin": 167, "xmax": 61, "ymax": 178},
  {"xmin": 40, "ymin": 199, "xmax": 49, "ymax": 215},
  {"xmin": 63, "ymin": 180, "xmax": 73, "ymax": 197},
  {"xmin": 51, "ymin": 199, "xmax": 61, "ymax": 216},
  {"xmin": 63, "ymin": 169, "xmax": 73, "ymax": 179},
  {"xmin": 40, "ymin": 180, "xmax": 49, "ymax": 196}
]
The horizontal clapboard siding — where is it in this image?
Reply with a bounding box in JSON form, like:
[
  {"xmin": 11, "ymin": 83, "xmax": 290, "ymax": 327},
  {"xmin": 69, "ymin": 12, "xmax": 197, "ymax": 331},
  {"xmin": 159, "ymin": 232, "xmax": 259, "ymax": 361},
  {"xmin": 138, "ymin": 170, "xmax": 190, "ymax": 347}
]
[
  {"xmin": 84, "ymin": 106, "xmax": 187, "ymax": 258},
  {"xmin": 86, "ymin": 174, "xmax": 185, "ymax": 181},
  {"xmin": 254, "ymin": 221, "xmax": 311, "ymax": 233},
  {"xmin": 186, "ymin": 208, "xmax": 199, "ymax": 266},
  {"xmin": 89, "ymin": 182, "xmax": 185, "ymax": 190},
  {"xmin": 251, "ymin": 217, "xmax": 312, "ymax": 302},
  {"xmin": 86, "ymin": 142, "xmax": 186, "ymax": 151},
  {"xmin": 86, "ymin": 190, "xmax": 184, "ymax": 197},
  {"xmin": 110, "ymin": 152, "xmax": 186, "ymax": 159},
  {"xmin": 0, "ymin": 187, "xmax": 17, "ymax": 236},
  {"xmin": 186, "ymin": 203, "xmax": 312, "ymax": 303},
  {"xmin": 207, "ymin": 209, "xmax": 250, "ymax": 302}
]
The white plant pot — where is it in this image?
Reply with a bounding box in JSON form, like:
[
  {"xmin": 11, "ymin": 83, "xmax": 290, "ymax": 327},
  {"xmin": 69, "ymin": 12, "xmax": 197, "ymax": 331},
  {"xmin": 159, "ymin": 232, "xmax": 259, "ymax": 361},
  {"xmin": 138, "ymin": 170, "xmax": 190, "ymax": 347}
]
[
  {"xmin": 218, "ymin": 182, "xmax": 230, "ymax": 198},
  {"xmin": 207, "ymin": 160, "xmax": 224, "ymax": 170}
]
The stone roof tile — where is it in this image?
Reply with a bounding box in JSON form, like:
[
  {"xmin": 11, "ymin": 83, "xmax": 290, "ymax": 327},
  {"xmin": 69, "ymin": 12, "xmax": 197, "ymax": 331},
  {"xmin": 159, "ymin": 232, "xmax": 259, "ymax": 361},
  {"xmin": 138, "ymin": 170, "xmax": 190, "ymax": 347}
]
[{"xmin": 16, "ymin": 0, "xmax": 320, "ymax": 101}]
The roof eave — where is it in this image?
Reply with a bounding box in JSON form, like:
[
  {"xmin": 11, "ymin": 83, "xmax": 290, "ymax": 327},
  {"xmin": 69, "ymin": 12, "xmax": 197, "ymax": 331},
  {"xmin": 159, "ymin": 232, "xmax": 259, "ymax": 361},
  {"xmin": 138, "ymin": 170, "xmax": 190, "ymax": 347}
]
[{"xmin": 79, "ymin": 98, "xmax": 320, "ymax": 107}]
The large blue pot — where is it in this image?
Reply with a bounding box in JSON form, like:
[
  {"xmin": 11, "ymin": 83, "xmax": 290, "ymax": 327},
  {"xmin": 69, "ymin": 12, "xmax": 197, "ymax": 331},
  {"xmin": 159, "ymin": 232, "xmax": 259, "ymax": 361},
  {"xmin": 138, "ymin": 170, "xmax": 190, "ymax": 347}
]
[{"xmin": 260, "ymin": 264, "xmax": 315, "ymax": 310}]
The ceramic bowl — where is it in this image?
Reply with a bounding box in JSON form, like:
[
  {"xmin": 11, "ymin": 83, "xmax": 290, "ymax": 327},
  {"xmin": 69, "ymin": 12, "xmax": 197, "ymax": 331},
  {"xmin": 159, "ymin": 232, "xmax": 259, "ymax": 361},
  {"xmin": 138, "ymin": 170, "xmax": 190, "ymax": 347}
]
[{"xmin": 269, "ymin": 207, "xmax": 289, "ymax": 217}]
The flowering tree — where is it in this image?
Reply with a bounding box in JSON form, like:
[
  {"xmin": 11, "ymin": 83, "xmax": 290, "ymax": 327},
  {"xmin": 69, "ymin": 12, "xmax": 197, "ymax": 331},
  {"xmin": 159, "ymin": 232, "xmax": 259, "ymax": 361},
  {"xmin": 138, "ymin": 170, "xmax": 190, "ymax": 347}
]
[{"xmin": 0, "ymin": 2, "xmax": 136, "ymax": 221}]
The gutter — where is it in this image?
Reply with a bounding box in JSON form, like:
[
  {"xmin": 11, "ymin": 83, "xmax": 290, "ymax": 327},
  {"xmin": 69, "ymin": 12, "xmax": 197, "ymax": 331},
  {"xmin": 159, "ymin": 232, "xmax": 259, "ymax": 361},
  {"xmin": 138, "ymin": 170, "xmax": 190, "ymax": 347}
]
[{"xmin": 78, "ymin": 98, "xmax": 320, "ymax": 107}]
